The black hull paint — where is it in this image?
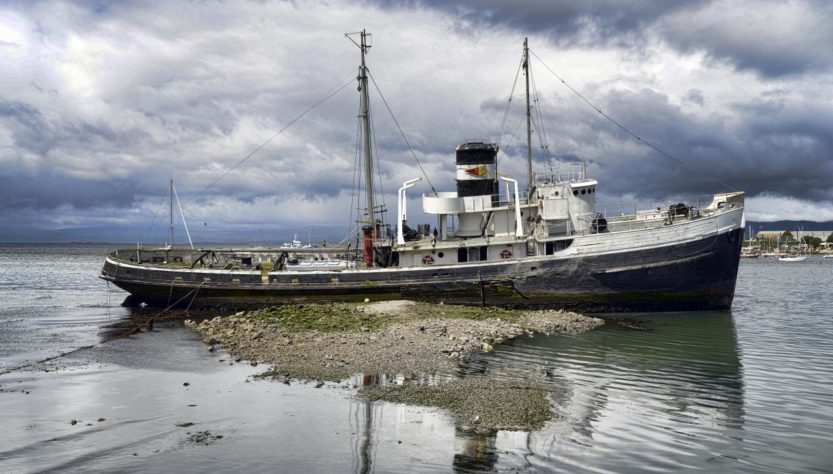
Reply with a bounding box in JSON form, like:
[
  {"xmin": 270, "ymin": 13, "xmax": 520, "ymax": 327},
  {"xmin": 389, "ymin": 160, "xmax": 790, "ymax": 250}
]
[{"xmin": 101, "ymin": 229, "xmax": 743, "ymax": 312}]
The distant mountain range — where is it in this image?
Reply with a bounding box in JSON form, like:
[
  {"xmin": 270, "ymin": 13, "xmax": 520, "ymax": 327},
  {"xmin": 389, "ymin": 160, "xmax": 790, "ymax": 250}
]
[
  {"xmin": 2, "ymin": 220, "xmax": 831, "ymax": 244},
  {"xmin": 0, "ymin": 224, "xmax": 348, "ymax": 245},
  {"xmin": 748, "ymin": 221, "xmax": 833, "ymax": 232}
]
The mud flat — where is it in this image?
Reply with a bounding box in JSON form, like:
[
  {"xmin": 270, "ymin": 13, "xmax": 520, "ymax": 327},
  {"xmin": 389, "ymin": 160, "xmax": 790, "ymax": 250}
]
[{"xmin": 186, "ymin": 301, "xmax": 603, "ymax": 431}]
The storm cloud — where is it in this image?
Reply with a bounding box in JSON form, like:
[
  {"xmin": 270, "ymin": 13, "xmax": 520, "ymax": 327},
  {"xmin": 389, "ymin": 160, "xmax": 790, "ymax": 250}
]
[
  {"xmin": 1, "ymin": 0, "xmax": 832, "ymax": 243},
  {"xmin": 378, "ymin": 0, "xmax": 833, "ymax": 77}
]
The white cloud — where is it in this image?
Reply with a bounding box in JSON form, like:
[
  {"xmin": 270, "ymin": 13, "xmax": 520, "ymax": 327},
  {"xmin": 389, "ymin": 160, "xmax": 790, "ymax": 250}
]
[
  {"xmin": 0, "ymin": 0, "xmax": 831, "ymax": 242},
  {"xmin": 746, "ymin": 194, "xmax": 833, "ymax": 222}
]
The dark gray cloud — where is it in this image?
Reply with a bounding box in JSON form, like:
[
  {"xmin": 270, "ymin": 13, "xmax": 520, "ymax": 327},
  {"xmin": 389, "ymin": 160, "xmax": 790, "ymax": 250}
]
[
  {"xmin": 508, "ymin": 84, "xmax": 833, "ymax": 203},
  {"xmin": 0, "ymin": 174, "xmax": 138, "ymax": 210},
  {"xmin": 372, "ymin": 0, "xmax": 833, "ymax": 77},
  {"xmin": 373, "ymin": 0, "xmax": 702, "ymax": 43}
]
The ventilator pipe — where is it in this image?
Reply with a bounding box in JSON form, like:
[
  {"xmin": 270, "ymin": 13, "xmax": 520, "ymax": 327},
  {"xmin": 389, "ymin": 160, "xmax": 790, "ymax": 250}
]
[
  {"xmin": 499, "ymin": 176, "xmax": 523, "ymax": 237},
  {"xmin": 397, "ymin": 178, "xmax": 422, "ymax": 245}
]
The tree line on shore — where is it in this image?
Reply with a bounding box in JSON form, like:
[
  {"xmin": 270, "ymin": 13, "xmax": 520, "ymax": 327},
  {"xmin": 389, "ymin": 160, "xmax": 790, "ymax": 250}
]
[{"xmin": 745, "ymin": 232, "xmax": 833, "ymax": 252}]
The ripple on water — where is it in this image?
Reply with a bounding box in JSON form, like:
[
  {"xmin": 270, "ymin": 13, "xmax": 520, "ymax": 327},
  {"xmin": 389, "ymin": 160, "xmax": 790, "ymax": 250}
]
[{"xmin": 1, "ymin": 248, "xmax": 832, "ymax": 473}]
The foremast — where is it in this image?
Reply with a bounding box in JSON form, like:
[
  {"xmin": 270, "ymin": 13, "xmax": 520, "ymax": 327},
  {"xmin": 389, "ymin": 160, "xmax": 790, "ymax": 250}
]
[
  {"xmin": 349, "ymin": 30, "xmax": 375, "ymax": 228},
  {"xmin": 348, "ymin": 30, "xmax": 379, "ymax": 267}
]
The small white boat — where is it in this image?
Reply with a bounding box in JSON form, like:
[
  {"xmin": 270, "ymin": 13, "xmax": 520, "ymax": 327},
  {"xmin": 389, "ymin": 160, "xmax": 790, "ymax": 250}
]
[{"xmin": 779, "ymin": 254, "xmax": 808, "ymax": 262}]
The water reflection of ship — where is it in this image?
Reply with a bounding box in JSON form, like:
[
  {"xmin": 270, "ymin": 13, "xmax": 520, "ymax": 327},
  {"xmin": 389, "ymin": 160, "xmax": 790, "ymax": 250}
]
[
  {"xmin": 350, "ymin": 399, "xmax": 374, "ymax": 474},
  {"xmin": 348, "ymin": 372, "xmax": 508, "ymax": 473},
  {"xmin": 452, "ymin": 428, "xmax": 501, "ymax": 472},
  {"xmin": 348, "ymin": 374, "xmax": 374, "ymax": 474},
  {"xmin": 341, "ymin": 313, "xmax": 743, "ymax": 472},
  {"xmin": 454, "ymin": 311, "xmax": 744, "ymax": 464}
]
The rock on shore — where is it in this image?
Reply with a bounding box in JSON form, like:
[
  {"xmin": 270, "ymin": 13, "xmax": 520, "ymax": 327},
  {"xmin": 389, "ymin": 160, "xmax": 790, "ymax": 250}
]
[
  {"xmin": 185, "ymin": 301, "xmax": 604, "ymax": 431},
  {"xmin": 185, "ymin": 301, "xmax": 603, "ymax": 381}
]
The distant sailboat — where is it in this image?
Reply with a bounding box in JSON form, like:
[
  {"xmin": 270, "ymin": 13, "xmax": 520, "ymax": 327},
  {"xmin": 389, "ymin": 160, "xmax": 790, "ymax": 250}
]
[{"xmin": 741, "ymin": 225, "xmax": 760, "ymax": 258}]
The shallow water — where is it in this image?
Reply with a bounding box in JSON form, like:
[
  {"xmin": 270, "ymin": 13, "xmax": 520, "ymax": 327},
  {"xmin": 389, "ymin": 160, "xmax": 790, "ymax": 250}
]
[{"xmin": 1, "ymin": 245, "xmax": 832, "ymax": 472}]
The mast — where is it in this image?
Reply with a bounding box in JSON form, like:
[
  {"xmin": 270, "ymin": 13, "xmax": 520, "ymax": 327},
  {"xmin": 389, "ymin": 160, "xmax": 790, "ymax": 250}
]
[
  {"xmin": 169, "ymin": 178, "xmax": 174, "ymax": 248},
  {"xmin": 356, "ymin": 30, "xmax": 375, "ymax": 225},
  {"xmin": 523, "ymin": 37, "xmax": 532, "ymax": 194}
]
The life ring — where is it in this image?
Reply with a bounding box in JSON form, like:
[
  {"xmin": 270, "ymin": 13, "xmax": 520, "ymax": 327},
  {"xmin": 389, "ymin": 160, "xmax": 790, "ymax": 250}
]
[
  {"xmin": 422, "ymin": 255, "xmax": 435, "ymax": 265},
  {"xmin": 500, "ymin": 249, "xmax": 512, "ymax": 259}
]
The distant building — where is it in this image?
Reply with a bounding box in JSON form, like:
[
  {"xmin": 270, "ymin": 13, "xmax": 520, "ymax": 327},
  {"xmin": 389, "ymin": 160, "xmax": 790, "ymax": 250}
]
[{"xmin": 755, "ymin": 230, "xmax": 833, "ymax": 240}]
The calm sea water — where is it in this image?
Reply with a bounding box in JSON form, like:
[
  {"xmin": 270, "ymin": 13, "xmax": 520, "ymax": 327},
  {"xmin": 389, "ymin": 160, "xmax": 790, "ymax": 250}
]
[{"xmin": 0, "ymin": 244, "xmax": 832, "ymax": 473}]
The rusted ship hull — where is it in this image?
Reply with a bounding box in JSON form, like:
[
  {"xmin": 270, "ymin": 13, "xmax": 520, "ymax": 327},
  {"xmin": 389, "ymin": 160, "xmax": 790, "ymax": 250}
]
[{"xmin": 100, "ymin": 227, "xmax": 743, "ymax": 312}]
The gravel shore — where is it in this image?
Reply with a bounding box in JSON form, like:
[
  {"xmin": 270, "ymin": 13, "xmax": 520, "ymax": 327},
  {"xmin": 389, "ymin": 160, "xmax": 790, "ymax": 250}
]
[{"xmin": 185, "ymin": 301, "xmax": 604, "ymax": 431}]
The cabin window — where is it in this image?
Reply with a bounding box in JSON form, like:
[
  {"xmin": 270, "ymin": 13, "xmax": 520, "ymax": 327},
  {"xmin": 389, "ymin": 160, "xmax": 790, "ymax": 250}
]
[
  {"xmin": 460, "ymin": 246, "xmax": 486, "ymax": 262},
  {"xmin": 241, "ymin": 257, "xmax": 253, "ymax": 266},
  {"xmin": 546, "ymin": 242, "xmax": 554, "ymax": 255}
]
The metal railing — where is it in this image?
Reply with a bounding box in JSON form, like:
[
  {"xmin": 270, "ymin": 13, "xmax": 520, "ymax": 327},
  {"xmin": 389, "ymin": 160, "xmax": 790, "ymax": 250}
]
[{"xmin": 534, "ymin": 160, "xmax": 587, "ymax": 184}]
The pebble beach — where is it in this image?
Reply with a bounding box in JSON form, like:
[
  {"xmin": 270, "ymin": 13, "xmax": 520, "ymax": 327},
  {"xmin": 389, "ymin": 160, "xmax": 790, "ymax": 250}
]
[{"xmin": 186, "ymin": 300, "xmax": 604, "ymax": 431}]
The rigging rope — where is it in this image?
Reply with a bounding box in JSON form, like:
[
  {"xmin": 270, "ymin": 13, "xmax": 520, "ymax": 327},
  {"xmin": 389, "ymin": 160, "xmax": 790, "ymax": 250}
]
[
  {"xmin": 529, "ymin": 61, "xmax": 553, "ymax": 160},
  {"xmin": 346, "ymin": 113, "xmax": 362, "ymax": 242},
  {"xmin": 529, "ymin": 49, "xmax": 737, "ymax": 192},
  {"xmin": 133, "ymin": 70, "xmax": 356, "ymax": 245},
  {"xmin": 137, "ymin": 188, "xmax": 173, "ymax": 246},
  {"xmin": 495, "ymin": 54, "xmax": 525, "ymax": 150},
  {"xmin": 181, "ymin": 71, "xmax": 358, "ymax": 209},
  {"xmin": 368, "ymin": 94, "xmax": 387, "ymax": 226},
  {"xmin": 367, "ymin": 69, "xmax": 438, "ymax": 196},
  {"xmin": 496, "ymin": 114, "xmax": 527, "ymax": 167}
]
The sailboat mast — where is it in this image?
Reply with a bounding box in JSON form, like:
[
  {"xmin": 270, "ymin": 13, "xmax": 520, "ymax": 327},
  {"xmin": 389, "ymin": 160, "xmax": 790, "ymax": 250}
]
[
  {"xmin": 169, "ymin": 178, "xmax": 174, "ymax": 248},
  {"xmin": 358, "ymin": 30, "xmax": 375, "ymax": 225},
  {"xmin": 523, "ymin": 37, "xmax": 533, "ymax": 194}
]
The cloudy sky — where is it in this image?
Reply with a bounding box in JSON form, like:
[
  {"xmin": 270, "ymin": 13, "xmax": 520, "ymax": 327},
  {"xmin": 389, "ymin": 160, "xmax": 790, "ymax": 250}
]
[{"xmin": 1, "ymin": 0, "xmax": 832, "ymax": 243}]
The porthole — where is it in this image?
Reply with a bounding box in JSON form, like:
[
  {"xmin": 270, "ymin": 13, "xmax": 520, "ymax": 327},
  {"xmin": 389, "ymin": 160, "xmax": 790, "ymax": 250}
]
[
  {"xmin": 438, "ymin": 252, "xmax": 444, "ymax": 258},
  {"xmin": 581, "ymin": 189, "xmax": 586, "ymax": 195},
  {"xmin": 573, "ymin": 190, "xmax": 578, "ymax": 196},
  {"xmin": 554, "ymin": 191, "xmax": 559, "ymax": 197}
]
